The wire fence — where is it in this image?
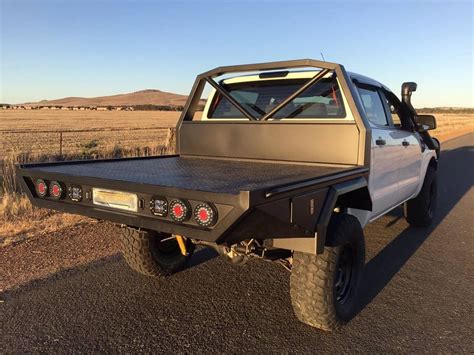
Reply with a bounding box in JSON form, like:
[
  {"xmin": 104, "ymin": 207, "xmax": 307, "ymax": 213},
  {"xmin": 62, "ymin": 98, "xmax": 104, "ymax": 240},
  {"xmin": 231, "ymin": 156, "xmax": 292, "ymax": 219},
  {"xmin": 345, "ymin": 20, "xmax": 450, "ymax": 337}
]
[
  {"xmin": 0, "ymin": 127, "xmax": 176, "ymax": 193},
  {"xmin": 1, "ymin": 126, "xmax": 175, "ymax": 157}
]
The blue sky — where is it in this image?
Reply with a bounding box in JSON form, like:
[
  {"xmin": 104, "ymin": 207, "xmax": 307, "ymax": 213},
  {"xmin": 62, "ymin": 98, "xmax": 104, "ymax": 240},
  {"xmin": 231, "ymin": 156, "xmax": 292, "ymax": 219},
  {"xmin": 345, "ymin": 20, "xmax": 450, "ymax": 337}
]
[{"xmin": 1, "ymin": 0, "xmax": 472, "ymax": 107}]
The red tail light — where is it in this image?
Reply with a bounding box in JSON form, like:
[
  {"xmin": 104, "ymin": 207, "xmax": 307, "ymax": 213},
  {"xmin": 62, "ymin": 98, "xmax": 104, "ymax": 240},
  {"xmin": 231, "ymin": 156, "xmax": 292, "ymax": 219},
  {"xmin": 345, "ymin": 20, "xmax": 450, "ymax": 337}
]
[
  {"xmin": 194, "ymin": 203, "xmax": 217, "ymax": 227},
  {"xmin": 169, "ymin": 199, "xmax": 190, "ymax": 222},
  {"xmin": 35, "ymin": 179, "xmax": 48, "ymax": 197},
  {"xmin": 49, "ymin": 181, "xmax": 64, "ymax": 199}
]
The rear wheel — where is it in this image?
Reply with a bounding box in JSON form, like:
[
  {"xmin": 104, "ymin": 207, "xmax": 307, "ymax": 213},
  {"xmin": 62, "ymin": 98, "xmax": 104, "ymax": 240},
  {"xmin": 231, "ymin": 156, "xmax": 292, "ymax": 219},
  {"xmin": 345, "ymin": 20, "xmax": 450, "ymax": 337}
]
[
  {"xmin": 405, "ymin": 166, "xmax": 438, "ymax": 227},
  {"xmin": 290, "ymin": 214, "xmax": 365, "ymax": 331},
  {"xmin": 119, "ymin": 227, "xmax": 194, "ymax": 277}
]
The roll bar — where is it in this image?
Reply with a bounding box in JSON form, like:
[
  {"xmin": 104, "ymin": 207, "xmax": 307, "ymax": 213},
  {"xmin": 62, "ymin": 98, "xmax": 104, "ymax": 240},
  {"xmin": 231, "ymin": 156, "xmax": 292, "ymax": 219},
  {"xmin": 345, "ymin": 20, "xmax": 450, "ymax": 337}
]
[
  {"xmin": 177, "ymin": 59, "xmax": 345, "ymax": 123},
  {"xmin": 175, "ymin": 59, "xmax": 370, "ymax": 168}
]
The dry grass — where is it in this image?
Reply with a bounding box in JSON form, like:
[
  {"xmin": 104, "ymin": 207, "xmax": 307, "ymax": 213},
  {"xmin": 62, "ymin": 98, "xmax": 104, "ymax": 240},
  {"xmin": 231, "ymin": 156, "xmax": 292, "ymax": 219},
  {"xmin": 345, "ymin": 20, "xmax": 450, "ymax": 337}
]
[
  {"xmin": 0, "ymin": 193, "xmax": 88, "ymax": 247},
  {"xmin": 1, "ymin": 128, "xmax": 175, "ymax": 195},
  {"xmin": 0, "ymin": 110, "xmax": 181, "ymax": 156},
  {"xmin": 427, "ymin": 113, "xmax": 474, "ymax": 136},
  {"xmin": 0, "ymin": 193, "xmax": 37, "ymax": 220},
  {"xmin": 1, "ymin": 109, "xmax": 470, "ymax": 132},
  {"xmin": 2, "ymin": 110, "xmax": 470, "ymax": 156},
  {"xmin": 0, "ymin": 110, "xmax": 180, "ymax": 131},
  {"xmin": 0, "ymin": 110, "xmax": 472, "ymax": 245}
]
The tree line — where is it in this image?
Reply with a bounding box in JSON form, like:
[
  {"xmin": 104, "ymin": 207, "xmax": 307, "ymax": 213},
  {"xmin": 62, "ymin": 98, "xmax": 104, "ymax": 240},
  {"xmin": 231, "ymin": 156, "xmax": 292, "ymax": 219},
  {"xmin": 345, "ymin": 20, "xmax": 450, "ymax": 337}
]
[{"xmin": 132, "ymin": 104, "xmax": 205, "ymax": 111}]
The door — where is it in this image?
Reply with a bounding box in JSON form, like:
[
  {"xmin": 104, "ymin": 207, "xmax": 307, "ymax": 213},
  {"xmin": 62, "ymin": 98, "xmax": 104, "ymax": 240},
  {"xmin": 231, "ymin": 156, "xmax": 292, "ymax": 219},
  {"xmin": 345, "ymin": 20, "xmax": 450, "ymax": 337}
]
[
  {"xmin": 380, "ymin": 91, "xmax": 423, "ymax": 201},
  {"xmin": 357, "ymin": 85, "xmax": 403, "ymax": 217}
]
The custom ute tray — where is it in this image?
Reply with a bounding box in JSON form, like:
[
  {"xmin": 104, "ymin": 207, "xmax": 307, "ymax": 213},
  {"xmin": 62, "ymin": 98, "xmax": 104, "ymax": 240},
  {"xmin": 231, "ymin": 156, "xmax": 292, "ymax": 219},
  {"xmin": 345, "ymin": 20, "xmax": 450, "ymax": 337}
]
[
  {"xmin": 17, "ymin": 155, "xmax": 367, "ymax": 249},
  {"xmin": 16, "ymin": 59, "xmax": 372, "ymax": 253}
]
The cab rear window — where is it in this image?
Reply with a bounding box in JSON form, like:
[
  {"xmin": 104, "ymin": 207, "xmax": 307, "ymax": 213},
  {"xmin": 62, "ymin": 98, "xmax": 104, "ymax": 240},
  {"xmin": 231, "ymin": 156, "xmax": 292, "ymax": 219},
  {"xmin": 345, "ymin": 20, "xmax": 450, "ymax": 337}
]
[{"xmin": 208, "ymin": 77, "xmax": 345, "ymax": 119}]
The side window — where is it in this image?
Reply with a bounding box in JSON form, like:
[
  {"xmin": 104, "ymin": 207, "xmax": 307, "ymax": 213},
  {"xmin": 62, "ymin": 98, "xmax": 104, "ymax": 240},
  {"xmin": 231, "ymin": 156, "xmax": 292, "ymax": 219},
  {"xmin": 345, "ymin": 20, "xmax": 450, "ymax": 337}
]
[
  {"xmin": 381, "ymin": 92, "xmax": 403, "ymax": 128},
  {"xmin": 358, "ymin": 87, "xmax": 389, "ymax": 126},
  {"xmin": 387, "ymin": 103, "xmax": 402, "ymax": 127}
]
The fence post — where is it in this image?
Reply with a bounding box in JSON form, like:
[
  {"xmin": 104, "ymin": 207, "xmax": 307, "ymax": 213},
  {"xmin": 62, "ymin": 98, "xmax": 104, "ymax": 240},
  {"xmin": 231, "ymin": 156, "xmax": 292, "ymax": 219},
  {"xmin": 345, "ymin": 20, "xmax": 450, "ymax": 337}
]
[
  {"xmin": 59, "ymin": 131, "xmax": 63, "ymax": 157},
  {"xmin": 164, "ymin": 128, "xmax": 176, "ymax": 153}
]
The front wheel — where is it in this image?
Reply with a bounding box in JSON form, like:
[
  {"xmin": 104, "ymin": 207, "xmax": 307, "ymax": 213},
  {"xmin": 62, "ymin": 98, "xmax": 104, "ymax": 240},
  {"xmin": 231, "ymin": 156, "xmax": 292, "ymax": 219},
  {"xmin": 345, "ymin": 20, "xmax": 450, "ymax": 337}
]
[
  {"xmin": 119, "ymin": 227, "xmax": 195, "ymax": 277},
  {"xmin": 405, "ymin": 166, "xmax": 438, "ymax": 227},
  {"xmin": 290, "ymin": 214, "xmax": 365, "ymax": 331}
]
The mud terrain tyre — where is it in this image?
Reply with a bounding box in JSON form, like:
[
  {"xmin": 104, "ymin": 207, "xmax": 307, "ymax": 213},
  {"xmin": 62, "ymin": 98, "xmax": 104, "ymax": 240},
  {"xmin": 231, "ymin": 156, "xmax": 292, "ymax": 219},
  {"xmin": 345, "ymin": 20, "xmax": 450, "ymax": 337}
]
[
  {"xmin": 119, "ymin": 227, "xmax": 194, "ymax": 277},
  {"xmin": 290, "ymin": 214, "xmax": 365, "ymax": 331},
  {"xmin": 405, "ymin": 166, "xmax": 438, "ymax": 227}
]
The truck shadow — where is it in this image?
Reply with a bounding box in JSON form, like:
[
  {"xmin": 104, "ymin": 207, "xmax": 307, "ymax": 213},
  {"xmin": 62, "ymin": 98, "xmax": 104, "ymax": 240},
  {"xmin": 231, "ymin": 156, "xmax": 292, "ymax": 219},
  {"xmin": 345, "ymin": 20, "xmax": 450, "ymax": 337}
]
[
  {"xmin": 356, "ymin": 143, "xmax": 473, "ymax": 314},
  {"xmin": 185, "ymin": 247, "xmax": 219, "ymax": 269}
]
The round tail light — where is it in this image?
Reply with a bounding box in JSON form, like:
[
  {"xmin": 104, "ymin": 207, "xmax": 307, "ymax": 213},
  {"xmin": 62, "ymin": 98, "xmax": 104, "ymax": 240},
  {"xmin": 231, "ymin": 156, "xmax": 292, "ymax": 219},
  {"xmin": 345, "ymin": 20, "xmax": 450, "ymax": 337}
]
[
  {"xmin": 35, "ymin": 179, "xmax": 48, "ymax": 198},
  {"xmin": 194, "ymin": 203, "xmax": 217, "ymax": 227},
  {"xmin": 169, "ymin": 199, "xmax": 190, "ymax": 222},
  {"xmin": 49, "ymin": 181, "xmax": 64, "ymax": 199}
]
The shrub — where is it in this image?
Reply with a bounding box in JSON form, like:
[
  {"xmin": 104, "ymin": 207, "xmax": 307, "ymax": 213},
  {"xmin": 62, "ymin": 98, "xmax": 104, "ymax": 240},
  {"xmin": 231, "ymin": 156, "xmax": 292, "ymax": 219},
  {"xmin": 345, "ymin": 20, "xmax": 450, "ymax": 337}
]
[{"xmin": 78, "ymin": 139, "xmax": 100, "ymax": 158}]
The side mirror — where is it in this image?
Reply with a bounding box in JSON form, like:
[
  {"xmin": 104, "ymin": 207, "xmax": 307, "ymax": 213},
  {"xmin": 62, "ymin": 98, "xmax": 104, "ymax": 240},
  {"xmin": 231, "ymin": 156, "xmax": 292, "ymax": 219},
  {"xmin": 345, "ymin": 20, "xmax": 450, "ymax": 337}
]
[{"xmin": 416, "ymin": 114, "xmax": 436, "ymax": 132}]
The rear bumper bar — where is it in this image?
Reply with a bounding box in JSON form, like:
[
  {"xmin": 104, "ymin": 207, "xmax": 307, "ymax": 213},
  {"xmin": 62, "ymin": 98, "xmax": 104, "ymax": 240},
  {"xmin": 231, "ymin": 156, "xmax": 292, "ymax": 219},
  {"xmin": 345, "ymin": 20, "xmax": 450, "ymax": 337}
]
[{"xmin": 17, "ymin": 164, "xmax": 249, "ymax": 242}]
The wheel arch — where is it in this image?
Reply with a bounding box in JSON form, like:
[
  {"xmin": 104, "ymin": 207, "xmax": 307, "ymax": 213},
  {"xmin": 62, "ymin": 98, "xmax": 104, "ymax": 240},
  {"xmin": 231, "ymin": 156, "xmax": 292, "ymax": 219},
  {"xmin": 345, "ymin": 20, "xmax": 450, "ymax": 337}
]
[
  {"xmin": 412, "ymin": 153, "xmax": 438, "ymax": 198},
  {"xmin": 316, "ymin": 177, "xmax": 371, "ymax": 254}
]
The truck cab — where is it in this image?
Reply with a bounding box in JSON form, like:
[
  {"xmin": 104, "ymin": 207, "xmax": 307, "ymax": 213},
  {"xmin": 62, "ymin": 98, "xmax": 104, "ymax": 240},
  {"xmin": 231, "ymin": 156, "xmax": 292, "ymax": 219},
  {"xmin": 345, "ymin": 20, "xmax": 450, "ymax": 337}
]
[{"xmin": 348, "ymin": 73, "xmax": 437, "ymax": 225}]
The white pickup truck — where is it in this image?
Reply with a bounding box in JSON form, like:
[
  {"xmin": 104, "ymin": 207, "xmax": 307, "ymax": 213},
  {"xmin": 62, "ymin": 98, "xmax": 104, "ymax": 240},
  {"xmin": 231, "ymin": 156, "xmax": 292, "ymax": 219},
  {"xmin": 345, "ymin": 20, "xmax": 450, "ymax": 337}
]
[{"xmin": 18, "ymin": 59, "xmax": 439, "ymax": 331}]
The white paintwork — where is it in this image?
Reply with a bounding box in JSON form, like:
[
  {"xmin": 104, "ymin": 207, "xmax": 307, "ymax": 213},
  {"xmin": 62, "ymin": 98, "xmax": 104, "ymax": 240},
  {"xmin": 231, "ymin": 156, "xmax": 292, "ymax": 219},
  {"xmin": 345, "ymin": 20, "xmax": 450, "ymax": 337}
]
[
  {"xmin": 348, "ymin": 133, "xmax": 435, "ymax": 228},
  {"xmin": 392, "ymin": 129, "xmax": 423, "ymax": 200},
  {"xmin": 346, "ymin": 208, "xmax": 371, "ymax": 227},
  {"xmin": 369, "ymin": 126, "xmax": 402, "ymax": 216},
  {"xmin": 345, "ymin": 78, "xmax": 437, "ymax": 227},
  {"xmin": 351, "ymin": 123, "xmax": 436, "ymax": 226},
  {"xmin": 368, "ymin": 124, "xmax": 427, "ymax": 218}
]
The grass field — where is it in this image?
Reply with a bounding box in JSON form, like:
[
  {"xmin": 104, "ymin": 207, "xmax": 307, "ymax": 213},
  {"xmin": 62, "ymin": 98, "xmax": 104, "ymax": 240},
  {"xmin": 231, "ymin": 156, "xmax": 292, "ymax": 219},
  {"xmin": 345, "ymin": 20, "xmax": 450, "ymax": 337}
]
[
  {"xmin": 1, "ymin": 110, "xmax": 472, "ymax": 156},
  {"xmin": 0, "ymin": 110, "xmax": 181, "ymax": 131},
  {"xmin": 423, "ymin": 113, "xmax": 474, "ymax": 136},
  {"xmin": 1, "ymin": 109, "xmax": 473, "ymax": 160},
  {"xmin": 0, "ymin": 110, "xmax": 181, "ymax": 156},
  {"xmin": 1, "ymin": 109, "xmax": 472, "ymax": 246}
]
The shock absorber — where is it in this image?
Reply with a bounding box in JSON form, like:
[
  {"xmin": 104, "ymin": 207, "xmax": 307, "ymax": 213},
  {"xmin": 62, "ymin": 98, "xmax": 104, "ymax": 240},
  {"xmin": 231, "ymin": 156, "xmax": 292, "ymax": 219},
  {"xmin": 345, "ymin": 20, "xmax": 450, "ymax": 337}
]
[{"xmin": 175, "ymin": 235, "xmax": 188, "ymax": 256}]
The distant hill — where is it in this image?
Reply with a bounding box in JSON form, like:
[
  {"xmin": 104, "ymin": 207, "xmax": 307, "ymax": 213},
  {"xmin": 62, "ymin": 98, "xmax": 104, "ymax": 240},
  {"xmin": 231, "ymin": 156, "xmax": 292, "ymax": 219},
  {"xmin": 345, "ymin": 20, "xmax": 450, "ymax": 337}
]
[
  {"xmin": 22, "ymin": 89, "xmax": 202, "ymax": 107},
  {"xmin": 8, "ymin": 92, "xmax": 471, "ymax": 113}
]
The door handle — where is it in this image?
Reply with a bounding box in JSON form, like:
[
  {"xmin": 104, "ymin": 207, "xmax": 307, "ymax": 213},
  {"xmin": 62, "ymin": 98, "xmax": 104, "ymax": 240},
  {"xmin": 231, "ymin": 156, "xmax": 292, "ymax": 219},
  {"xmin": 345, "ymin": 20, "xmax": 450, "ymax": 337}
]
[
  {"xmin": 376, "ymin": 139, "xmax": 386, "ymax": 146},
  {"xmin": 402, "ymin": 140, "xmax": 410, "ymax": 147}
]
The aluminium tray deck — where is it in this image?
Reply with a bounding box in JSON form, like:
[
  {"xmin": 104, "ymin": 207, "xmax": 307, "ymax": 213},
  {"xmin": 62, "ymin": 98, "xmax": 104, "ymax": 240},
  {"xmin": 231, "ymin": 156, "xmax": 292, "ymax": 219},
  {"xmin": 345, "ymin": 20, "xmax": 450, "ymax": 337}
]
[{"xmin": 25, "ymin": 156, "xmax": 353, "ymax": 195}]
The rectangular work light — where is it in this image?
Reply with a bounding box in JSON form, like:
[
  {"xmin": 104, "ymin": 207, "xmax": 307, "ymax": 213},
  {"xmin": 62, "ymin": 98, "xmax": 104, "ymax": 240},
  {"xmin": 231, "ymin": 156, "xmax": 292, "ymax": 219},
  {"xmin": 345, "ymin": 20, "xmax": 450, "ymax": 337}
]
[{"xmin": 92, "ymin": 188, "xmax": 138, "ymax": 212}]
